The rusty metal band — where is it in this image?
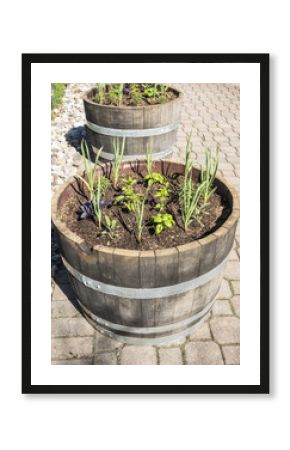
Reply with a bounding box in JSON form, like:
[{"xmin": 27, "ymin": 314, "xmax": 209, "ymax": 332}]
[
  {"xmin": 94, "ymin": 146, "xmax": 173, "ymax": 161},
  {"xmin": 86, "ymin": 120, "xmax": 179, "ymax": 137},
  {"xmin": 62, "ymin": 257, "xmax": 226, "ymax": 299}
]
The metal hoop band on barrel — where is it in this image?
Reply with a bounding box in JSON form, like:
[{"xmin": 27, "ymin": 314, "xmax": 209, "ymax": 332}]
[
  {"xmin": 62, "ymin": 256, "xmax": 226, "ymax": 299},
  {"xmin": 78, "ymin": 298, "xmax": 215, "ymax": 345},
  {"xmin": 86, "ymin": 120, "xmax": 179, "ymax": 138}
]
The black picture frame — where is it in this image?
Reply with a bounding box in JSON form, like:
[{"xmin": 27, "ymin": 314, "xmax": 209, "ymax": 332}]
[{"xmin": 22, "ymin": 53, "xmax": 269, "ymax": 394}]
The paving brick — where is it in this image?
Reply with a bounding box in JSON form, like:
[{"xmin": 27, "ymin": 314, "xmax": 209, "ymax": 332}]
[
  {"xmin": 120, "ymin": 346, "xmax": 157, "ymax": 365},
  {"xmin": 52, "ymin": 337, "xmax": 93, "ymax": 360},
  {"xmin": 189, "ymin": 321, "xmax": 211, "ymax": 340},
  {"xmin": 157, "ymin": 336, "xmax": 186, "ymax": 348},
  {"xmin": 185, "ymin": 341, "xmax": 223, "ymax": 365},
  {"xmin": 224, "ymin": 261, "xmax": 240, "ymax": 280},
  {"xmin": 159, "ymin": 347, "xmax": 183, "ymax": 365},
  {"xmin": 210, "ymin": 317, "xmax": 240, "ymax": 344},
  {"xmin": 94, "ymin": 331, "xmax": 122, "ymax": 353},
  {"xmin": 217, "ymin": 279, "xmax": 232, "ymax": 299},
  {"xmin": 231, "ymin": 280, "xmax": 240, "ymax": 295},
  {"xmin": 51, "ymin": 299, "xmax": 81, "ymax": 318},
  {"xmin": 231, "ymin": 295, "xmax": 240, "ymax": 317},
  {"xmin": 52, "ymin": 284, "xmax": 69, "ymax": 301},
  {"xmin": 228, "ymin": 249, "xmax": 239, "ymax": 261},
  {"xmin": 93, "ymin": 352, "xmax": 118, "ymax": 365},
  {"xmin": 51, "ymin": 318, "xmax": 94, "ymax": 337},
  {"xmin": 222, "ymin": 345, "xmax": 240, "ymax": 365},
  {"xmin": 212, "ymin": 300, "xmax": 233, "ymax": 316}
]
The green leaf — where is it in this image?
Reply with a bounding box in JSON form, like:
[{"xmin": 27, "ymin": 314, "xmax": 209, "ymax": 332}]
[
  {"xmin": 105, "ymin": 215, "xmax": 111, "ymax": 228},
  {"xmin": 164, "ymin": 220, "xmax": 173, "ymax": 228},
  {"xmin": 155, "ymin": 224, "xmax": 163, "ymax": 234}
]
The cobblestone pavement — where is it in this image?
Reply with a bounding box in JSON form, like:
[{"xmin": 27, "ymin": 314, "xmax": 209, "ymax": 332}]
[{"xmin": 51, "ymin": 83, "xmax": 240, "ymax": 365}]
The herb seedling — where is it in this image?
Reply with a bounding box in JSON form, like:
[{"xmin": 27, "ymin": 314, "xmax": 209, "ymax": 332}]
[
  {"xmin": 154, "ymin": 184, "xmax": 171, "ymax": 211},
  {"xmin": 133, "ymin": 189, "xmax": 148, "ymax": 243},
  {"xmin": 108, "ymin": 84, "xmax": 124, "ymax": 106},
  {"xmin": 102, "ymin": 215, "xmax": 118, "ymax": 239},
  {"xmin": 92, "ymin": 175, "xmax": 103, "ymax": 228},
  {"xmin": 144, "ymin": 172, "xmax": 167, "ymax": 186},
  {"xmin": 179, "ymin": 133, "xmax": 206, "ymax": 232},
  {"xmin": 96, "ymin": 83, "xmax": 106, "ymax": 105},
  {"xmin": 77, "ymin": 139, "xmax": 102, "ymax": 201},
  {"xmin": 115, "ymin": 185, "xmax": 143, "ymax": 212},
  {"xmin": 121, "ymin": 175, "xmax": 137, "ymax": 187},
  {"xmin": 200, "ymin": 146, "xmax": 219, "ymax": 206},
  {"xmin": 150, "ymin": 213, "xmax": 175, "ymax": 235},
  {"xmin": 130, "ymin": 83, "xmax": 143, "ymax": 106},
  {"xmin": 112, "ymin": 137, "xmax": 126, "ymax": 189}
]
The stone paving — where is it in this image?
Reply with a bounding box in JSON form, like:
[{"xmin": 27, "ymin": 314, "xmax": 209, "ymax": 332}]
[{"xmin": 51, "ymin": 83, "xmax": 240, "ymax": 365}]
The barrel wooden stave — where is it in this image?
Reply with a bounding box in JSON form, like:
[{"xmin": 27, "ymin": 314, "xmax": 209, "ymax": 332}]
[{"xmin": 87, "ymin": 127, "xmax": 178, "ymax": 157}]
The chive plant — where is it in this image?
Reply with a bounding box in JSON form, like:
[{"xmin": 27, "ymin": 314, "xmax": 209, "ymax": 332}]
[
  {"xmin": 112, "ymin": 137, "xmax": 125, "ymax": 189},
  {"xmin": 200, "ymin": 147, "xmax": 219, "ymax": 206},
  {"xmin": 78, "ymin": 139, "xmax": 102, "ymax": 201},
  {"xmin": 179, "ymin": 133, "xmax": 206, "ymax": 232},
  {"xmin": 133, "ymin": 188, "xmax": 148, "ymax": 243}
]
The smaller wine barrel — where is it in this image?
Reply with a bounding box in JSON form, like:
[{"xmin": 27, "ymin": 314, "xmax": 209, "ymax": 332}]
[
  {"xmin": 51, "ymin": 161, "xmax": 239, "ymax": 345},
  {"xmin": 83, "ymin": 87, "xmax": 182, "ymax": 161}
]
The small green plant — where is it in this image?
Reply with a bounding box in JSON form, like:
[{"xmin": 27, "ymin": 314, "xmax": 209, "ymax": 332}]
[
  {"xmin": 150, "ymin": 213, "xmax": 175, "ymax": 235},
  {"xmin": 96, "ymin": 83, "xmax": 106, "ymax": 105},
  {"xmin": 102, "ymin": 215, "xmax": 118, "ymax": 239},
  {"xmin": 77, "ymin": 139, "xmax": 102, "ymax": 201},
  {"xmin": 133, "ymin": 189, "xmax": 148, "ymax": 243},
  {"xmin": 144, "ymin": 172, "xmax": 166, "ymax": 186},
  {"xmin": 154, "ymin": 184, "xmax": 171, "ymax": 211},
  {"xmin": 108, "ymin": 84, "xmax": 124, "ymax": 106},
  {"xmin": 121, "ymin": 175, "xmax": 137, "ymax": 187},
  {"xmin": 98, "ymin": 175, "xmax": 111, "ymax": 195},
  {"xmin": 112, "ymin": 137, "xmax": 126, "ymax": 189},
  {"xmin": 130, "ymin": 83, "xmax": 143, "ymax": 105},
  {"xmin": 115, "ymin": 185, "xmax": 143, "ymax": 212},
  {"xmin": 179, "ymin": 133, "xmax": 206, "ymax": 232},
  {"xmin": 92, "ymin": 175, "xmax": 103, "ymax": 229},
  {"xmin": 200, "ymin": 146, "xmax": 219, "ymax": 206},
  {"xmin": 143, "ymin": 83, "xmax": 158, "ymax": 98},
  {"xmin": 158, "ymin": 84, "xmax": 168, "ymax": 103}
]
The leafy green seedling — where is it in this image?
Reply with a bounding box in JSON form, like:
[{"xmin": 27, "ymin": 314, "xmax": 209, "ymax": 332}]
[
  {"xmin": 102, "ymin": 215, "xmax": 118, "ymax": 239},
  {"xmin": 150, "ymin": 213, "xmax": 175, "ymax": 235},
  {"xmin": 115, "ymin": 185, "xmax": 143, "ymax": 212},
  {"xmin": 154, "ymin": 184, "xmax": 171, "ymax": 211},
  {"xmin": 144, "ymin": 172, "xmax": 166, "ymax": 186},
  {"xmin": 121, "ymin": 176, "xmax": 137, "ymax": 187}
]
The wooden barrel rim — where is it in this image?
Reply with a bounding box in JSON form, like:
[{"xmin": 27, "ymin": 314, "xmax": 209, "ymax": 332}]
[
  {"xmin": 83, "ymin": 86, "xmax": 182, "ymax": 111},
  {"xmin": 51, "ymin": 160, "xmax": 240, "ymax": 260}
]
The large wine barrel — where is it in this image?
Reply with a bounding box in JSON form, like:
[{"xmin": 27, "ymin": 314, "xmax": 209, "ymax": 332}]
[
  {"xmin": 83, "ymin": 87, "xmax": 182, "ymax": 161},
  {"xmin": 51, "ymin": 161, "xmax": 239, "ymax": 345}
]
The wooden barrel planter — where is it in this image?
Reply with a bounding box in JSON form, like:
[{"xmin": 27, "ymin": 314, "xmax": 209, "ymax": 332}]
[
  {"xmin": 51, "ymin": 161, "xmax": 239, "ymax": 345},
  {"xmin": 83, "ymin": 87, "xmax": 182, "ymax": 161}
]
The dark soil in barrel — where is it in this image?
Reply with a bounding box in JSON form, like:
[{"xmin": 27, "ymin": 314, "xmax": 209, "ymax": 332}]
[
  {"xmin": 89, "ymin": 85, "xmax": 179, "ymax": 107},
  {"xmin": 60, "ymin": 168, "xmax": 231, "ymax": 251}
]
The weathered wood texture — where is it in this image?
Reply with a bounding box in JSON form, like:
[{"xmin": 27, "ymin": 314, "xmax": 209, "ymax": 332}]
[
  {"xmin": 52, "ymin": 161, "xmax": 240, "ymax": 343},
  {"xmin": 83, "ymin": 87, "xmax": 182, "ymax": 159}
]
